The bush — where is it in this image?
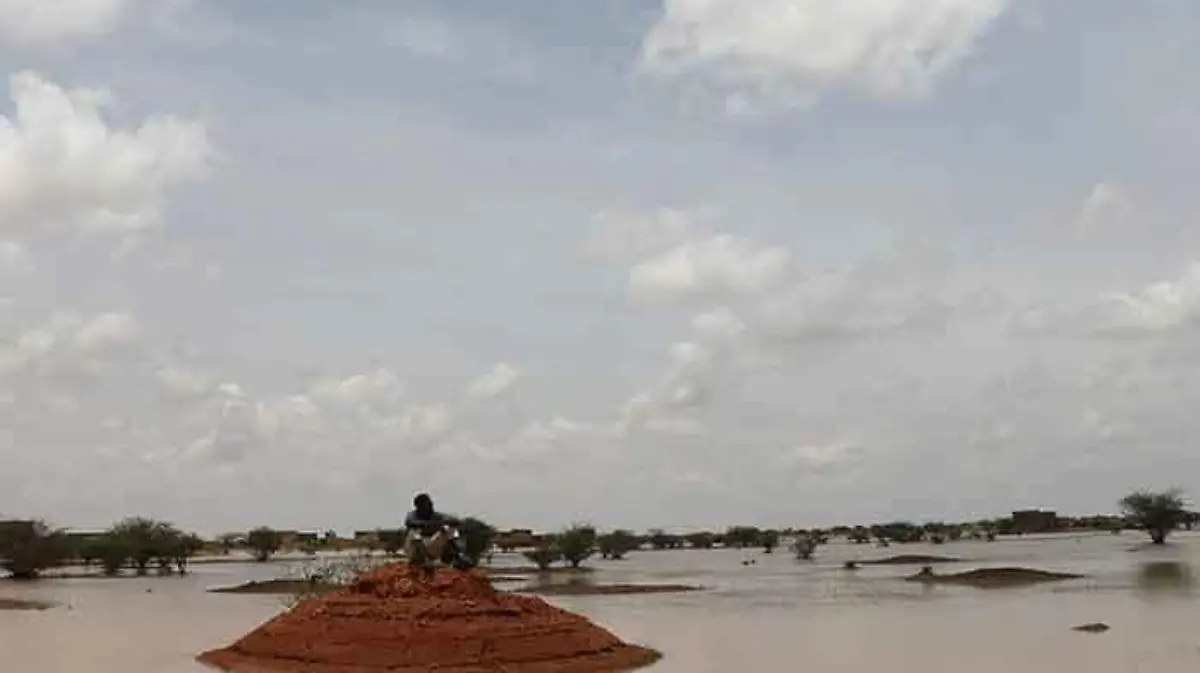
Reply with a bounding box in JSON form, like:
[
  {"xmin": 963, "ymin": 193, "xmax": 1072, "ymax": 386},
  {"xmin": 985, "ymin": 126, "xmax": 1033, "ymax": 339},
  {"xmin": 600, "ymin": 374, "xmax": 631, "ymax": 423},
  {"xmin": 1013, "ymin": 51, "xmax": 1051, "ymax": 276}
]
[
  {"xmin": 1121, "ymin": 489, "xmax": 1189, "ymax": 545},
  {"xmin": 522, "ymin": 546, "xmax": 561, "ymax": 571},
  {"xmin": 555, "ymin": 525, "xmax": 597, "ymax": 569},
  {"xmin": 598, "ymin": 529, "xmax": 640, "ymax": 559},
  {"xmin": 0, "ymin": 520, "xmax": 72, "ymax": 580},
  {"xmin": 247, "ymin": 526, "xmax": 283, "ymax": 562},
  {"xmin": 456, "ymin": 517, "xmax": 496, "ymax": 565}
]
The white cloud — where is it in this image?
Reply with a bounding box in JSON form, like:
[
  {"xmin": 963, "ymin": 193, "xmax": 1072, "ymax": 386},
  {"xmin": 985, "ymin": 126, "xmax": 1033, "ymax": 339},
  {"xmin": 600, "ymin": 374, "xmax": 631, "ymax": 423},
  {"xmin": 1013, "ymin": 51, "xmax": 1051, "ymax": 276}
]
[
  {"xmin": 74, "ymin": 312, "xmax": 140, "ymax": 351},
  {"xmin": 639, "ymin": 0, "xmax": 1010, "ymax": 112},
  {"xmin": 1078, "ymin": 180, "xmax": 1134, "ymax": 231},
  {"xmin": 0, "ymin": 239, "xmax": 32, "ymax": 272},
  {"xmin": 0, "ymin": 0, "xmax": 141, "ymax": 46},
  {"xmin": 310, "ymin": 368, "xmax": 404, "ymax": 406},
  {"xmin": 0, "ymin": 71, "xmax": 210, "ymax": 238},
  {"xmin": 781, "ymin": 441, "xmax": 858, "ymax": 470},
  {"xmin": 465, "ymin": 362, "xmax": 521, "ymax": 398},
  {"xmin": 584, "ymin": 207, "xmax": 697, "ymax": 261},
  {"xmin": 1096, "ymin": 261, "xmax": 1200, "ymax": 334},
  {"xmin": 692, "ymin": 307, "xmax": 747, "ymax": 341},
  {"xmin": 629, "ymin": 234, "xmax": 793, "ymax": 304}
]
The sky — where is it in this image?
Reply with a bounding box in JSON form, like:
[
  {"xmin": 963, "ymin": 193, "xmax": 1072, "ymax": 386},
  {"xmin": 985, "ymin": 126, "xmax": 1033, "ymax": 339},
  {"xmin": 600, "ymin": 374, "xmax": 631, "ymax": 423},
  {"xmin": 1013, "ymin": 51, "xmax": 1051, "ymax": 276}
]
[{"xmin": 1, "ymin": 0, "xmax": 1199, "ymax": 536}]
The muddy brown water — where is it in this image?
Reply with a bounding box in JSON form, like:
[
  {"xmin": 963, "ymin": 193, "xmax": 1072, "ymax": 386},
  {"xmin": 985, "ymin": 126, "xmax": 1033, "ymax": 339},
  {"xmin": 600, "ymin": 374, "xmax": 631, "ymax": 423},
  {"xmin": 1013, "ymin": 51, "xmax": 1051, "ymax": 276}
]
[{"xmin": 2, "ymin": 532, "xmax": 1199, "ymax": 672}]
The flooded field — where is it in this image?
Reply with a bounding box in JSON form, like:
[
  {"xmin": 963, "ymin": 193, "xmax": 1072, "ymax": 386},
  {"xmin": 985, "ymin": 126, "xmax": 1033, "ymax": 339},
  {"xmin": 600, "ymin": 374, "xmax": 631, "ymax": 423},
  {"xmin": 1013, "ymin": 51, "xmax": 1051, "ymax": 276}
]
[{"xmin": 2, "ymin": 532, "xmax": 1199, "ymax": 672}]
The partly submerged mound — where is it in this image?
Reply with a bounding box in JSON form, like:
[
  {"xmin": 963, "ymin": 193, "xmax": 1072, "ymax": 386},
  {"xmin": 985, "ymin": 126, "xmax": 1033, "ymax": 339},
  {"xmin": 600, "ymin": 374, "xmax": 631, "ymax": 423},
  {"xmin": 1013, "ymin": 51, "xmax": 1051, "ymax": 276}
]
[
  {"xmin": 0, "ymin": 597, "xmax": 54, "ymax": 611},
  {"xmin": 197, "ymin": 564, "xmax": 661, "ymax": 673},
  {"xmin": 906, "ymin": 566, "xmax": 1083, "ymax": 588},
  {"xmin": 209, "ymin": 579, "xmax": 340, "ymax": 596},
  {"xmin": 862, "ymin": 555, "xmax": 961, "ymax": 566}
]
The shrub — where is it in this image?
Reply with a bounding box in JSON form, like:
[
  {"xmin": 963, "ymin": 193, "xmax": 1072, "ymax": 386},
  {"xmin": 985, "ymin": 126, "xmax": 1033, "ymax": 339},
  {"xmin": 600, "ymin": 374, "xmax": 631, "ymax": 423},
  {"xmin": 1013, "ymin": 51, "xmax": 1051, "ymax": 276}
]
[
  {"xmin": 0, "ymin": 520, "xmax": 72, "ymax": 580},
  {"xmin": 1121, "ymin": 489, "xmax": 1189, "ymax": 545},
  {"xmin": 247, "ymin": 526, "xmax": 283, "ymax": 562},
  {"xmin": 598, "ymin": 529, "xmax": 640, "ymax": 559},
  {"xmin": 556, "ymin": 525, "xmax": 597, "ymax": 569},
  {"xmin": 522, "ymin": 546, "xmax": 561, "ymax": 571}
]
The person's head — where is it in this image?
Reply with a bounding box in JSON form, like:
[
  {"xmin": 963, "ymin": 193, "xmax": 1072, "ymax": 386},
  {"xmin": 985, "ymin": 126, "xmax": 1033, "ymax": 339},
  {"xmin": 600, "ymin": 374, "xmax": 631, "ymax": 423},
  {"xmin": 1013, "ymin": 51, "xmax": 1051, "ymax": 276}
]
[{"xmin": 413, "ymin": 492, "xmax": 433, "ymax": 516}]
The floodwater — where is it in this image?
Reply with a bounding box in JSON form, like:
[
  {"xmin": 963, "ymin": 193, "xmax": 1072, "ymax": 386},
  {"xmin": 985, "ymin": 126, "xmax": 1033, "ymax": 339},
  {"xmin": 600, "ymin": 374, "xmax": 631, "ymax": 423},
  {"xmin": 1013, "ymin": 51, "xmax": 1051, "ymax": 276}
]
[{"xmin": 2, "ymin": 531, "xmax": 1199, "ymax": 672}]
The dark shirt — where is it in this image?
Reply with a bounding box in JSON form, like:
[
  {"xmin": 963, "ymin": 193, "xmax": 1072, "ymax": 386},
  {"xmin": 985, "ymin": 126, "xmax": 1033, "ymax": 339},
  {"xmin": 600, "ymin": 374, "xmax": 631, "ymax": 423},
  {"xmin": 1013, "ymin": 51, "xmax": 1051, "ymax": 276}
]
[{"xmin": 404, "ymin": 509, "xmax": 459, "ymax": 536}]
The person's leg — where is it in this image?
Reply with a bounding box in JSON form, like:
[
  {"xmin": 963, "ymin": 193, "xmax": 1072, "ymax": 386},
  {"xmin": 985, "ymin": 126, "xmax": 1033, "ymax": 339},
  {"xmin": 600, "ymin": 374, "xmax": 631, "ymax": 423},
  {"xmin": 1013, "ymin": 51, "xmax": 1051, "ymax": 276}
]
[
  {"xmin": 425, "ymin": 530, "xmax": 447, "ymax": 563},
  {"xmin": 404, "ymin": 529, "xmax": 424, "ymax": 565}
]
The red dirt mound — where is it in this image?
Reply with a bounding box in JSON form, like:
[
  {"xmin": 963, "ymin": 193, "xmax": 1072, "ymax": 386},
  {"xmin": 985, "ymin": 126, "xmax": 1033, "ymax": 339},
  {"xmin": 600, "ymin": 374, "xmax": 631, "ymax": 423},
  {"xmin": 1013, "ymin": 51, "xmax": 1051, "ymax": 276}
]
[{"xmin": 197, "ymin": 564, "xmax": 661, "ymax": 673}]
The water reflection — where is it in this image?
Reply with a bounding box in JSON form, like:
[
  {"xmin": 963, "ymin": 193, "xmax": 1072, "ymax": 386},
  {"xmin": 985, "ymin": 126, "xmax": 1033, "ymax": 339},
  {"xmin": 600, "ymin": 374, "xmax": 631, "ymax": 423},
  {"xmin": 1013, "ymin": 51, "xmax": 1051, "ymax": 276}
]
[{"xmin": 1135, "ymin": 561, "xmax": 1195, "ymax": 597}]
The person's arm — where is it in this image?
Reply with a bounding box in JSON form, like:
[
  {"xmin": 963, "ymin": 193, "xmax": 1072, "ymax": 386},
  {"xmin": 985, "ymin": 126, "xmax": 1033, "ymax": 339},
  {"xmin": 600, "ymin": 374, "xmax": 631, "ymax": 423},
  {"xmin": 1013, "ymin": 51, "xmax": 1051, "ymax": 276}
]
[{"xmin": 438, "ymin": 512, "xmax": 462, "ymax": 527}]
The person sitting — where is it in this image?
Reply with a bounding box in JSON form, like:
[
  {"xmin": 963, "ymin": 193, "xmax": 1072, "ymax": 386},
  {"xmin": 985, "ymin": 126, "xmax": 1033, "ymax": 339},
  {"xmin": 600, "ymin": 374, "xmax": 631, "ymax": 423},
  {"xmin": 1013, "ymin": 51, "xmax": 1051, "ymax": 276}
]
[{"xmin": 403, "ymin": 493, "xmax": 461, "ymax": 567}]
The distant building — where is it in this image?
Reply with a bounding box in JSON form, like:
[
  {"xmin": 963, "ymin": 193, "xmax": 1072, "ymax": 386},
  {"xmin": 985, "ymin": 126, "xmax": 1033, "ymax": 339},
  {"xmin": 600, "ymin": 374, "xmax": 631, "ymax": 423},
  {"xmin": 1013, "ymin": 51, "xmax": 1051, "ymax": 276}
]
[
  {"xmin": 494, "ymin": 529, "xmax": 546, "ymax": 551},
  {"xmin": 1011, "ymin": 509, "xmax": 1059, "ymax": 534}
]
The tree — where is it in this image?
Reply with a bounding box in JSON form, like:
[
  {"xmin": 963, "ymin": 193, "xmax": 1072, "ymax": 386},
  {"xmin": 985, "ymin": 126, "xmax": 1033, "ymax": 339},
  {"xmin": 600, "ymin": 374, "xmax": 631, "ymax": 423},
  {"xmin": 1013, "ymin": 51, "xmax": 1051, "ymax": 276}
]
[
  {"xmin": 522, "ymin": 546, "xmax": 561, "ymax": 571},
  {"xmin": 105, "ymin": 518, "xmax": 183, "ymax": 576},
  {"xmin": 723, "ymin": 526, "xmax": 761, "ymax": 549},
  {"xmin": 1120, "ymin": 489, "xmax": 1189, "ymax": 545},
  {"xmin": 647, "ymin": 529, "xmax": 676, "ymax": 550},
  {"xmin": 684, "ymin": 531, "xmax": 716, "ymax": 549},
  {"xmin": 456, "ymin": 517, "xmax": 496, "ymax": 565},
  {"xmin": 759, "ymin": 529, "xmax": 780, "ymax": 553},
  {"xmin": 0, "ymin": 520, "xmax": 72, "ymax": 580},
  {"xmin": 247, "ymin": 527, "xmax": 283, "ymax": 562},
  {"xmin": 598, "ymin": 529, "xmax": 640, "ymax": 559},
  {"xmin": 169, "ymin": 533, "xmax": 205, "ymax": 574},
  {"xmin": 555, "ymin": 525, "xmax": 597, "ymax": 568}
]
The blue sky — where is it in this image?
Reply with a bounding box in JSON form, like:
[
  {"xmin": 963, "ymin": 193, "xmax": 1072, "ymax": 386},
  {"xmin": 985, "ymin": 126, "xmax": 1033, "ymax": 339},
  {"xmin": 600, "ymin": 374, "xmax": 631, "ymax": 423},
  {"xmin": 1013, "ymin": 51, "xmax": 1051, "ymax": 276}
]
[{"xmin": 1, "ymin": 0, "xmax": 1199, "ymax": 534}]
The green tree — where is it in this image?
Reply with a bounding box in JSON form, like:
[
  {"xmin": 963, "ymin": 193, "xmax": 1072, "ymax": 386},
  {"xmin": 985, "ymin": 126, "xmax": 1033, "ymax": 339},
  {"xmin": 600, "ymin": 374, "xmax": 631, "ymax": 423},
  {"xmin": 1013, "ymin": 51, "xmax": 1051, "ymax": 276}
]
[
  {"xmin": 759, "ymin": 529, "xmax": 780, "ymax": 553},
  {"xmin": 105, "ymin": 518, "xmax": 183, "ymax": 576},
  {"xmin": 598, "ymin": 529, "xmax": 640, "ymax": 559},
  {"xmin": 0, "ymin": 520, "xmax": 72, "ymax": 580},
  {"xmin": 247, "ymin": 526, "xmax": 283, "ymax": 562},
  {"xmin": 555, "ymin": 525, "xmax": 598, "ymax": 568},
  {"xmin": 522, "ymin": 546, "xmax": 561, "ymax": 571},
  {"xmin": 169, "ymin": 533, "xmax": 205, "ymax": 574},
  {"xmin": 456, "ymin": 517, "xmax": 496, "ymax": 565},
  {"xmin": 1121, "ymin": 489, "xmax": 1189, "ymax": 545},
  {"xmin": 723, "ymin": 526, "xmax": 761, "ymax": 549},
  {"xmin": 647, "ymin": 528, "xmax": 676, "ymax": 550}
]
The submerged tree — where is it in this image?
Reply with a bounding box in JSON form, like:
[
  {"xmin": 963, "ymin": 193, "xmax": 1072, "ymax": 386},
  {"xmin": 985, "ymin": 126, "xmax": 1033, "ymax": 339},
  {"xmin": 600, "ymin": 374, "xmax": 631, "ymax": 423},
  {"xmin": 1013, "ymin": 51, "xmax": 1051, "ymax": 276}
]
[
  {"xmin": 522, "ymin": 545, "xmax": 562, "ymax": 571},
  {"xmin": 1120, "ymin": 489, "xmax": 1189, "ymax": 545},
  {"xmin": 555, "ymin": 525, "xmax": 598, "ymax": 568},
  {"xmin": 598, "ymin": 529, "xmax": 640, "ymax": 560},
  {"xmin": 247, "ymin": 526, "xmax": 284, "ymax": 562},
  {"xmin": 0, "ymin": 520, "xmax": 72, "ymax": 580},
  {"xmin": 759, "ymin": 529, "xmax": 780, "ymax": 554}
]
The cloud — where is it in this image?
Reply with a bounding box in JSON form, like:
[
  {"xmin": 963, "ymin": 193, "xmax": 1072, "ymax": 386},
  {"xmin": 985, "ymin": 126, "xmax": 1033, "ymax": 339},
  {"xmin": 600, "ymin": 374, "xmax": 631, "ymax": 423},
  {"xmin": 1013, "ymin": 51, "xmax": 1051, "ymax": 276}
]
[
  {"xmin": 465, "ymin": 362, "xmax": 522, "ymax": 399},
  {"xmin": 309, "ymin": 368, "xmax": 405, "ymax": 407},
  {"xmin": 0, "ymin": 239, "xmax": 32, "ymax": 272},
  {"xmin": 0, "ymin": 0, "xmax": 142, "ymax": 46},
  {"xmin": 583, "ymin": 207, "xmax": 698, "ymax": 262},
  {"xmin": 639, "ymin": 0, "xmax": 1010, "ymax": 113},
  {"xmin": 74, "ymin": 312, "xmax": 140, "ymax": 351},
  {"xmin": 1078, "ymin": 180, "xmax": 1134, "ymax": 231},
  {"xmin": 1096, "ymin": 261, "xmax": 1200, "ymax": 335},
  {"xmin": 629, "ymin": 234, "xmax": 793, "ymax": 304},
  {"xmin": 0, "ymin": 71, "xmax": 210, "ymax": 239}
]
